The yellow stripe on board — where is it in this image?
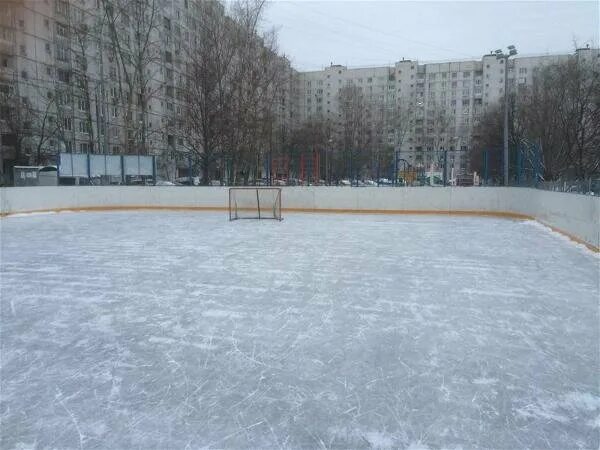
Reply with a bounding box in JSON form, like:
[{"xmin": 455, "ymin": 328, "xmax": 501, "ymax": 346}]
[{"xmin": 1, "ymin": 206, "xmax": 598, "ymax": 253}]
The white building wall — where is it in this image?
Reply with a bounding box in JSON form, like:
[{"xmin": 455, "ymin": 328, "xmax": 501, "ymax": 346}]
[{"xmin": 297, "ymin": 51, "xmax": 587, "ymax": 180}]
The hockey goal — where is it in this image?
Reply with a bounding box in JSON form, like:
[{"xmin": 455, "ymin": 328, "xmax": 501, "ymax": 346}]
[{"xmin": 229, "ymin": 187, "xmax": 283, "ymax": 221}]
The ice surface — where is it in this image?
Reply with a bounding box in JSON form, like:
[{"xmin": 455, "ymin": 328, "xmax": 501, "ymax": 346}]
[{"xmin": 1, "ymin": 212, "xmax": 598, "ymax": 449}]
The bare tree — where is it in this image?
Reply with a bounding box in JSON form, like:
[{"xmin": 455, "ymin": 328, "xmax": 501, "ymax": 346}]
[
  {"xmin": 181, "ymin": 0, "xmax": 287, "ymax": 185},
  {"xmin": 71, "ymin": 3, "xmax": 97, "ymax": 155},
  {"xmin": 338, "ymin": 84, "xmax": 368, "ymax": 179},
  {"xmin": 100, "ymin": 0, "xmax": 162, "ymax": 155},
  {"xmin": 0, "ymin": 86, "xmax": 58, "ymax": 166},
  {"xmin": 472, "ymin": 52, "xmax": 599, "ymax": 181},
  {"xmin": 181, "ymin": 0, "xmax": 237, "ymax": 184}
]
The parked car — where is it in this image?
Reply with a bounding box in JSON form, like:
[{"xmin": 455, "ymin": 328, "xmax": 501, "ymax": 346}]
[
  {"xmin": 175, "ymin": 176, "xmax": 200, "ymax": 186},
  {"xmin": 155, "ymin": 180, "xmax": 177, "ymax": 186},
  {"xmin": 339, "ymin": 179, "xmax": 351, "ymax": 186}
]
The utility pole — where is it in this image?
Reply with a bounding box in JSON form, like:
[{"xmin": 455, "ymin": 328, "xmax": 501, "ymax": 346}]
[{"xmin": 495, "ymin": 45, "xmax": 517, "ymax": 186}]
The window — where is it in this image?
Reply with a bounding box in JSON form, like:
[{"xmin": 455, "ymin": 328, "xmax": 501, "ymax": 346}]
[
  {"xmin": 21, "ymin": 70, "xmax": 27, "ymax": 79},
  {"xmin": 78, "ymin": 120, "xmax": 90, "ymax": 134},
  {"xmin": 111, "ymin": 107, "xmax": 118, "ymax": 118},
  {"xmin": 63, "ymin": 117, "xmax": 72, "ymax": 130},
  {"xmin": 19, "ymin": 20, "xmax": 24, "ymax": 28},
  {"xmin": 78, "ymin": 98, "xmax": 89, "ymax": 111},
  {"xmin": 46, "ymin": 67, "xmax": 52, "ymax": 76},
  {"xmin": 19, "ymin": 45, "xmax": 26, "ymax": 56},
  {"xmin": 80, "ymin": 142, "xmax": 90, "ymax": 153},
  {"xmin": 452, "ymin": 72, "xmax": 457, "ymax": 79},
  {"xmin": 165, "ymin": 51, "xmax": 172, "ymax": 63},
  {"xmin": 519, "ymin": 67, "xmax": 527, "ymax": 74},
  {"xmin": 56, "ymin": 0, "xmax": 69, "ymax": 15},
  {"xmin": 367, "ymin": 77, "xmax": 372, "ymax": 83},
  {"xmin": 44, "ymin": 19, "xmax": 49, "ymax": 28},
  {"xmin": 56, "ymin": 43, "xmax": 69, "ymax": 62},
  {"xmin": 57, "ymin": 23, "xmax": 68, "ymax": 37},
  {"xmin": 463, "ymin": 71, "xmax": 470, "ymax": 78}
]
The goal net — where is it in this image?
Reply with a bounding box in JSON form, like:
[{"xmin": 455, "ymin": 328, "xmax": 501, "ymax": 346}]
[{"xmin": 229, "ymin": 188, "xmax": 283, "ymax": 221}]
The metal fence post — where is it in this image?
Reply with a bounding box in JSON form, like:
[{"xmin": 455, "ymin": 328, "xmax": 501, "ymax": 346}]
[
  {"xmin": 516, "ymin": 146, "xmax": 522, "ymax": 186},
  {"xmin": 534, "ymin": 143, "xmax": 542, "ymax": 187},
  {"xmin": 483, "ymin": 149, "xmax": 488, "ymax": 185},
  {"xmin": 120, "ymin": 155, "xmax": 125, "ymax": 184},
  {"xmin": 86, "ymin": 153, "xmax": 91, "ymax": 184},
  {"xmin": 443, "ymin": 150, "xmax": 448, "ymax": 187},
  {"xmin": 152, "ymin": 155, "xmax": 156, "ymax": 184},
  {"xmin": 393, "ymin": 150, "xmax": 397, "ymax": 187}
]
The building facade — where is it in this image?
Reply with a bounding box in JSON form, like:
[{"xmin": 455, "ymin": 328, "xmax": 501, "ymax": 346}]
[
  {"xmin": 296, "ymin": 51, "xmax": 586, "ymax": 177},
  {"xmin": 0, "ymin": 0, "xmax": 297, "ymax": 183}
]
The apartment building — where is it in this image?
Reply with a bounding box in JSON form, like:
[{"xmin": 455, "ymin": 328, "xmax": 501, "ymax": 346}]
[
  {"xmin": 297, "ymin": 51, "xmax": 584, "ymax": 175},
  {"xmin": 0, "ymin": 0, "xmax": 297, "ymax": 183},
  {"xmin": 0, "ymin": 0, "xmax": 181, "ymax": 180}
]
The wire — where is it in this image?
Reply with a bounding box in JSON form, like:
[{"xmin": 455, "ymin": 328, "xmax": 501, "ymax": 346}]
[{"xmin": 277, "ymin": 2, "xmax": 473, "ymax": 60}]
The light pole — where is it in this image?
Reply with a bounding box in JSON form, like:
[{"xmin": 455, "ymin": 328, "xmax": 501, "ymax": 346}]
[
  {"xmin": 495, "ymin": 45, "xmax": 517, "ymax": 186},
  {"xmin": 327, "ymin": 138, "xmax": 333, "ymax": 185}
]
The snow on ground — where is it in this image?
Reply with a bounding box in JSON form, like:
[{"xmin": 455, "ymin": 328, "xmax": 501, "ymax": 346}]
[{"xmin": 1, "ymin": 211, "xmax": 598, "ymax": 449}]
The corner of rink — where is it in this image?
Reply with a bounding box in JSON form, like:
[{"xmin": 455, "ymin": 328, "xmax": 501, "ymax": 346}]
[{"xmin": 521, "ymin": 219, "xmax": 600, "ymax": 256}]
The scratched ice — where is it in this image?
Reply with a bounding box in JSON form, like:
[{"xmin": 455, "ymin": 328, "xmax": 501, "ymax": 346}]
[{"xmin": 1, "ymin": 211, "xmax": 598, "ymax": 449}]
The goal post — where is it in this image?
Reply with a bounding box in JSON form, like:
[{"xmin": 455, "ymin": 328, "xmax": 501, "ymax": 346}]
[{"xmin": 229, "ymin": 187, "xmax": 283, "ymax": 221}]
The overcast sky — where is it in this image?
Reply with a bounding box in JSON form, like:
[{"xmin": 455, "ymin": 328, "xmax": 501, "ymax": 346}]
[{"xmin": 260, "ymin": 1, "xmax": 599, "ymax": 70}]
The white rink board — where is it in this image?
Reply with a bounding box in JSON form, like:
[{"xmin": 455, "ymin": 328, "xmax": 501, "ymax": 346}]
[
  {"xmin": 1, "ymin": 212, "xmax": 598, "ymax": 449},
  {"xmin": 1, "ymin": 186, "xmax": 599, "ymax": 249}
]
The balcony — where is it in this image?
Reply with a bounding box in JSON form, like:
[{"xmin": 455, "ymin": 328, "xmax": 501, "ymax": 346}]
[{"xmin": 0, "ymin": 38, "xmax": 14, "ymax": 56}]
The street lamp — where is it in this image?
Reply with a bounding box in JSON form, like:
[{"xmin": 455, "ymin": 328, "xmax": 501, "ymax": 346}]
[{"xmin": 495, "ymin": 45, "xmax": 517, "ymax": 186}]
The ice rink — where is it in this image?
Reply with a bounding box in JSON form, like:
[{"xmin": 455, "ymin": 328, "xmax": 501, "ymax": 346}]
[{"xmin": 1, "ymin": 211, "xmax": 599, "ymax": 449}]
